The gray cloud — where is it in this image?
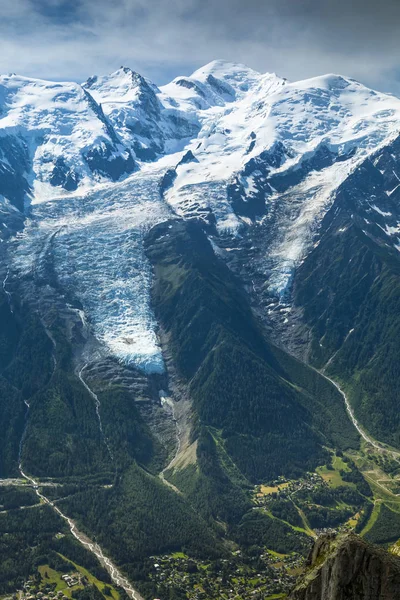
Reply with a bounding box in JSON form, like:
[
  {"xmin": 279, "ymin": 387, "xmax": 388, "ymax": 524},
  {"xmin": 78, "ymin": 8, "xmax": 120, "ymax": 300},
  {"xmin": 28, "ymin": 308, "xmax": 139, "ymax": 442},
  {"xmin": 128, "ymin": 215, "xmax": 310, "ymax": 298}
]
[{"xmin": 0, "ymin": 0, "xmax": 399, "ymax": 94}]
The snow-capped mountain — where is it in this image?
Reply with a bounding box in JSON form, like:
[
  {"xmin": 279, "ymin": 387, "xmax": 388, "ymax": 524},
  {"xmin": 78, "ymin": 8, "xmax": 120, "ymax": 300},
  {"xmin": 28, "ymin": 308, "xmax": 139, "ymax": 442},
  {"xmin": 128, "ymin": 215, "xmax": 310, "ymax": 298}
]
[
  {"xmin": 2, "ymin": 59, "xmax": 400, "ymax": 372},
  {"xmin": 83, "ymin": 66, "xmax": 201, "ymax": 160},
  {"xmin": 0, "ymin": 73, "xmax": 135, "ymax": 208}
]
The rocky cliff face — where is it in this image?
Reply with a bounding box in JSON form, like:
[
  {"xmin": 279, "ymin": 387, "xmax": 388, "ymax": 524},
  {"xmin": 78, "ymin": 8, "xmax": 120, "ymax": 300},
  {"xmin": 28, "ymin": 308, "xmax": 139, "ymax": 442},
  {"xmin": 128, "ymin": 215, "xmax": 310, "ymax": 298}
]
[{"xmin": 290, "ymin": 533, "xmax": 400, "ymax": 600}]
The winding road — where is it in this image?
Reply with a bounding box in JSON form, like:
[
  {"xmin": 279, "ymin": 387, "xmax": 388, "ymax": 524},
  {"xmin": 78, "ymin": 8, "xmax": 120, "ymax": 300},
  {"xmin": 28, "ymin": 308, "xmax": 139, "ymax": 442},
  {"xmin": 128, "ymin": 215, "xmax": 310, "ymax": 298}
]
[{"xmin": 320, "ymin": 370, "xmax": 400, "ymax": 461}]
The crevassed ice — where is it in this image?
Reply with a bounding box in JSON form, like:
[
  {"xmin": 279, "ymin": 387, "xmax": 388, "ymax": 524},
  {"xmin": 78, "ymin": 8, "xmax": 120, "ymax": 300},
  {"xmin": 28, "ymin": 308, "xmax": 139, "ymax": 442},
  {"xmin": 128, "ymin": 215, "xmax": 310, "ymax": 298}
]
[{"xmin": 12, "ymin": 170, "xmax": 172, "ymax": 373}]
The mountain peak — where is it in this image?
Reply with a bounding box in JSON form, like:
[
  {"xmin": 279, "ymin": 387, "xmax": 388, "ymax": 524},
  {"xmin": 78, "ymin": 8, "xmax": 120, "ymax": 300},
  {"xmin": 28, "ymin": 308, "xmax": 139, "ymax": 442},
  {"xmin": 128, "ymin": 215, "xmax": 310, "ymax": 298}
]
[
  {"xmin": 189, "ymin": 59, "xmax": 264, "ymax": 97},
  {"xmin": 83, "ymin": 67, "xmax": 160, "ymax": 104},
  {"xmin": 119, "ymin": 65, "xmax": 133, "ymax": 74},
  {"xmin": 192, "ymin": 59, "xmax": 259, "ymax": 75}
]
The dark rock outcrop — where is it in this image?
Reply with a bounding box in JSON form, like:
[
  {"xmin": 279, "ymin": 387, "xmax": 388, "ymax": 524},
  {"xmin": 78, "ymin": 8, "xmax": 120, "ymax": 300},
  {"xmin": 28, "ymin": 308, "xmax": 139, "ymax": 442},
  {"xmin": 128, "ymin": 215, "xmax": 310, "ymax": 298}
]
[
  {"xmin": 84, "ymin": 143, "xmax": 135, "ymax": 181},
  {"xmin": 0, "ymin": 135, "xmax": 31, "ymax": 210},
  {"xmin": 289, "ymin": 533, "xmax": 400, "ymax": 600},
  {"xmin": 50, "ymin": 156, "xmax": 80, "ymax": 191}
]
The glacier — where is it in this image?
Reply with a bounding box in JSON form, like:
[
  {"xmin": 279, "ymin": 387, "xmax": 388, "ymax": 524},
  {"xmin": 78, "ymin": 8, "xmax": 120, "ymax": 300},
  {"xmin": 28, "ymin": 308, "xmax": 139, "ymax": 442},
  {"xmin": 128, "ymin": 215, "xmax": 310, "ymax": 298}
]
[
  {"xmin": 3, "ymin": 59, "xmax": 400, "ymax": 372},
  {"xmin": 10, "ymin": 166, "xmax": 172, "ymax": 372}
]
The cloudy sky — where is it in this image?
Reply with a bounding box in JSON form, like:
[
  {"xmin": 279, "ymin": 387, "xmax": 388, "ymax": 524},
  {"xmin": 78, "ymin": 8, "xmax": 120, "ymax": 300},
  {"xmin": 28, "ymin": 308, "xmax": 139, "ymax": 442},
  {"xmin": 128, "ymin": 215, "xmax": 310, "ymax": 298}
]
[{"xmin": 1, "ymin": 0, "xmax": 400, "ymax": 94}]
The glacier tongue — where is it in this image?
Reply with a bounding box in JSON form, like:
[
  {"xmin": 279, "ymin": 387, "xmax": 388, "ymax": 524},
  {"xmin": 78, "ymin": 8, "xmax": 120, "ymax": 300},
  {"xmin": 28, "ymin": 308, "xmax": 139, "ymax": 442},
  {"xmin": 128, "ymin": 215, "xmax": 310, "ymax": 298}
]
[{"xmin": 11, "ymin": 167, "xmax": 172, "ymax": 373}]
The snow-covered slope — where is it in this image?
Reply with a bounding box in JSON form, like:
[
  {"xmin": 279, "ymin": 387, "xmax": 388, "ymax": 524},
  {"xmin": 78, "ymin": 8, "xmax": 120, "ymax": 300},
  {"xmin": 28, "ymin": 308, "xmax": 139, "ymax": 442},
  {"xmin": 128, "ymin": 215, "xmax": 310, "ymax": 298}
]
[
  {"xmin": 0, "ymin": 74, "xmax": 135, "ymax": 208},
  {"xmin": 2, "ymin": 60, "xmax": 400, "ymax": 372},
  {"xmin": 159, "ymin": 63, "xmax": 400, "ymax": 292},
  {"xmin": 83, "ymin": 67, "xmax": 200, "ymax": 160},
  {"xmin": 164, "ymin": 67, "xmax": 400, "ymax": 228}
]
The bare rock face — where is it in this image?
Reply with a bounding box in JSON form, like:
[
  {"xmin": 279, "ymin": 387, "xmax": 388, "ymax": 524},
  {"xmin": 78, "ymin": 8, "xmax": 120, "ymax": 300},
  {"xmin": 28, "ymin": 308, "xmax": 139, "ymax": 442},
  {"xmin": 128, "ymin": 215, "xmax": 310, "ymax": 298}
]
[{"xmin": 289, "ymin": 533, "xmax": 400, "ymax": 600}]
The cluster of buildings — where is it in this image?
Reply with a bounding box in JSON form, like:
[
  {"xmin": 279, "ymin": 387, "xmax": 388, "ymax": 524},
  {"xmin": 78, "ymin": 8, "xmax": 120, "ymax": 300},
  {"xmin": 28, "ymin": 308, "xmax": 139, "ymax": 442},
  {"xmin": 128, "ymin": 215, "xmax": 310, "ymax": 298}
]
[
  {"xmin": 24, "ymin": 592, "xmax": 68, "ymax": 600},
  {"xmin": 16, "ymin": 585, "xmax": 69, "ymax": 600},
  {"xmin": 13, "ymin": 572, "xmax": 86, "ymax": 600},
  {"xmin": 61, "ymin": 574, "xmax": 82, "ymax": 588},
  {"xmin": 254, "ymin": 472, "xmax": 328, "ymax": 508},
  {"xmin": 149, "ymin": 551, "xmax": 302, "ymax": 599}
]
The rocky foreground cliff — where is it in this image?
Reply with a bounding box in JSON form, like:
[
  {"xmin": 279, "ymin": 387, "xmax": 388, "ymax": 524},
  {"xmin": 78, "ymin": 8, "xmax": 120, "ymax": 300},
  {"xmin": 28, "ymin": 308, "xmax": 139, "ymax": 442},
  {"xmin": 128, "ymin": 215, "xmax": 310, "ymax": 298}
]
[{"xmin": 289, "ymin": 533, "xmax": 400, "ymax": 600}]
